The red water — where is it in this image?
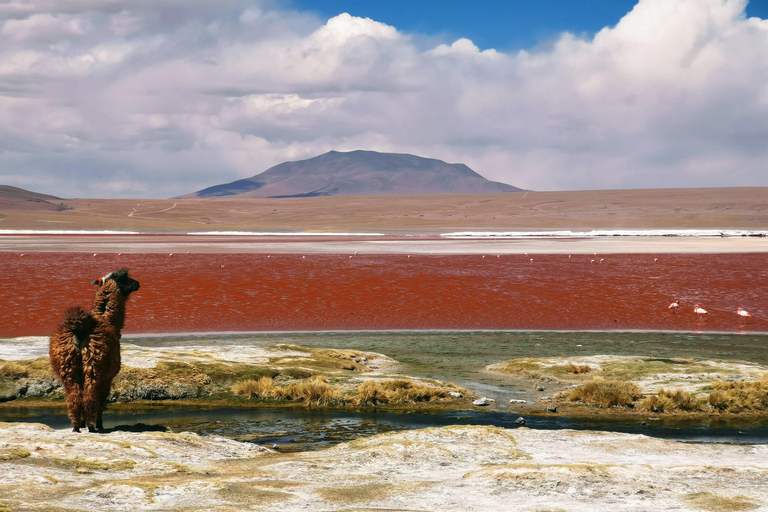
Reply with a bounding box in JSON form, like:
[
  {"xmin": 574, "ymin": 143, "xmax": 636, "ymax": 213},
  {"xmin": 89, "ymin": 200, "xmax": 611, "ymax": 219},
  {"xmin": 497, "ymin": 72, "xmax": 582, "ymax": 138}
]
[{"xmin": 1, "ymin": 252, "xmax": 766, "ymax": 337}]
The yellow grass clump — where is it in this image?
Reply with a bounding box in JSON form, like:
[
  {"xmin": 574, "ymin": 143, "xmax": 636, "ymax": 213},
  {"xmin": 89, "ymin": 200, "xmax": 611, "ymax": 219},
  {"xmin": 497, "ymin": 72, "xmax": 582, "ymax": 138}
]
[
  {"xmin": 640, "ymin": 389, "xmax": 701, "ymax": 413},
  {"xmin": 356, "ymin": 379, "xmax": 447, "ymax": 406},
  {"xmin": 1, "ymin": 361, "xmax": 29, "ymax": 379},
  {"xmin": 708, "ymin": 374, "xmax": 768, "ymax": 413},
  {"xmin": 232, "ymin": 376, "xmax": 340, "ymax": 406},
  {"xmin": 282, "ymin": 375, "xmax": 340, "ymax": 405},
  {"xmin": 565, "ymin": 362, "xmax": 592, "ymax": 374},
  {"xmin": 232, "ymin": 377, "xmax": 277, "ymax": 399},
  {"xmin": 567, "ymin": 380, "xmax": 643, "ymax": 408}
]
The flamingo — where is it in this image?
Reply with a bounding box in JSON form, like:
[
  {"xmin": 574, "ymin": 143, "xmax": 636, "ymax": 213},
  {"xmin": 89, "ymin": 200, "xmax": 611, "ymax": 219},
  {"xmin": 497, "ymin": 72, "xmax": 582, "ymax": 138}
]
[
  {"xmin": 693, "ymin": 304, "xmax": 708, "ymax": 321},
  {"xmin": 668, "ymin": 300, "xmax": 680, "ymax": 313},
  {"xmin": 737, "ymin": 308, "xmax": 752, "ymax": 322}
]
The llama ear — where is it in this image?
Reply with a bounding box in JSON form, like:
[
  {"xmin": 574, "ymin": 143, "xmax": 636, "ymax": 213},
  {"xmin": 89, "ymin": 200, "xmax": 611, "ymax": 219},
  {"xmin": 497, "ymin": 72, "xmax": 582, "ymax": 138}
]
[{"xmin": 91, "ymin": 278, "xmax": 102, "ymax": 286}]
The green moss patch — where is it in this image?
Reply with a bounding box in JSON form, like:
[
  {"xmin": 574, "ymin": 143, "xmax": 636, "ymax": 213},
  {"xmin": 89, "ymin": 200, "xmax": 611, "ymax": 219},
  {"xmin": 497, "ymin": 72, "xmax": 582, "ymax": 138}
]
[
  {"xmin": 217, "ymin": 482, "xmax": 292, "ymax": 504},
  {"xmin": 683, "ymin": 492, "xmax": 761, "ymax": 511},
  {"xmin": 50, "ymin": 457, "xmax": 135, "ymax": 472},
  {"xmin": 489, "ymin": 356, "xmax": 745, "ymax": 382},
  {"xmin": 0, "ymin": 447, "xmax": 31, "ymax": 461},
  {"xmin": 315, "ymin": 483, "xmax": 411, "ymax": 504}
]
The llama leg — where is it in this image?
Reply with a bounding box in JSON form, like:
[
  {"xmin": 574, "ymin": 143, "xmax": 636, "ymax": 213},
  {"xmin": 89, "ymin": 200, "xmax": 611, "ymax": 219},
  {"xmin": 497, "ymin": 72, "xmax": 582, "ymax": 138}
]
[
  {"xmin": 82, "ymin": 379, "xmax": 100, "ymax": 432},
  {"xmin": 63, "ymin": 382, "xmax": 84, "ymax": 432},
  {"xmin": 95, "ymin": 379, "xmax": 113, "ymax": 431}
]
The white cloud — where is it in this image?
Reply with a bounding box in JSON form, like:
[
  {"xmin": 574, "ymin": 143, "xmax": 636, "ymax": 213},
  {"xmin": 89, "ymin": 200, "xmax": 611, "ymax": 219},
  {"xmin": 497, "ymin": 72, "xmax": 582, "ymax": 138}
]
[
  {"xmin": 2, "ymin": 12, "xmax": 87, "ymax": 41},
  {"xmin": 429, "ymin": 38, "xmax": 501, "ymax": 59},
  {"xmin": 0, "ymin": 0, "xmax": 766, "ymax": 198}
]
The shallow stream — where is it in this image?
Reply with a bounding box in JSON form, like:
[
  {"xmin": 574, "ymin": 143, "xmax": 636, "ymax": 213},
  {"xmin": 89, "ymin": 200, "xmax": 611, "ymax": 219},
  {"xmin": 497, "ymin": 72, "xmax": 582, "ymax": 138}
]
[{"xmin": 4, "ymin": 330, "xmax": 768, "ymax": 448}]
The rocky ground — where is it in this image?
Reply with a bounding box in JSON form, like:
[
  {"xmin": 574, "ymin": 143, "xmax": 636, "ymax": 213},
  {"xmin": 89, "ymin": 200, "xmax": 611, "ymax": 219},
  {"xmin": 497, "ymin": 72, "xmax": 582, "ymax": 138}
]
[{"xmin": 1, "ymin": 422, "xmax": 767, "ymax": 511}]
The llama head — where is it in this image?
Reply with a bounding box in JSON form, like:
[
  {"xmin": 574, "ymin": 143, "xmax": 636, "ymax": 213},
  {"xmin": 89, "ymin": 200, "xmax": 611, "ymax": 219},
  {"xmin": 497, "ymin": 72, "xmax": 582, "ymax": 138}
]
[{"xmin": 92, "ymin": 268, "xmax": 140, "ymax": 297}]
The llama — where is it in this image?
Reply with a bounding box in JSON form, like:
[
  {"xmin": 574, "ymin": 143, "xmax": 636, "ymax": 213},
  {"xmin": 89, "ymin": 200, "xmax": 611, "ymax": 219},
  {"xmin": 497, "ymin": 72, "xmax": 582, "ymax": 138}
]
[{"xmin": 49, "ymin": 269, "xmax": 140, "ymax": 432}]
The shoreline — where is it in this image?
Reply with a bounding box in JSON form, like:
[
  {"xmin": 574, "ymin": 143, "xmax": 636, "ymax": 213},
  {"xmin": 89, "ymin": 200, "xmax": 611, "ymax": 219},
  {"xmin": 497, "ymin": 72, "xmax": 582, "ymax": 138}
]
[
  {"xmin": 5, "ymin": 395, "xmax": 768, "ymax": 423},
  {"xmin": 4, "ymin": 328, "xmax": 768, "ymax": 357},
  {"xmin": 5, "ymin": 394, "xmax": 768, "ymax": 451},
  {"xmin": 1, "ymin": 232, "xmax": 767, "ymax": 254}
]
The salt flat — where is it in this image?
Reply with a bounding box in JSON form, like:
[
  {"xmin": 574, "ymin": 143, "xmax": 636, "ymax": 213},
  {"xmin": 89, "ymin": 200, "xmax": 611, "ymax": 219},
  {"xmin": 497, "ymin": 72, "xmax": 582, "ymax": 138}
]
[
  {"xmin": 1, "ymin": 232, "xmax": 767, "ymax": 254},
  {"xmin": 1, "ymin": 423, "xmax": 766, "ymax": 511}
]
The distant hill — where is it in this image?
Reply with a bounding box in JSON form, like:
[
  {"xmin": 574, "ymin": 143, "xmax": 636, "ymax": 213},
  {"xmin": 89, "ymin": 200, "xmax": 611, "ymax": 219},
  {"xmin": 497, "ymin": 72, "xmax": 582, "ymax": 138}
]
[
  {"xmin": 179, "ymin": 150, "xmax": 523, "ymax": 198},
  {"xmin": 0, "ymin": 185, "xmax": 70, "ymax": 211}
]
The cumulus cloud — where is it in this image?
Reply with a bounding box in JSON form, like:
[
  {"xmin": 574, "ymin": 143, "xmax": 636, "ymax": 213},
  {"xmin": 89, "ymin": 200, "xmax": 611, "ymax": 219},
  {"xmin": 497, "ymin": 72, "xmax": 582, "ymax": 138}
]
[{"xmin": 0, "ymin": 0, "xmax": 766, "ymax": 198}]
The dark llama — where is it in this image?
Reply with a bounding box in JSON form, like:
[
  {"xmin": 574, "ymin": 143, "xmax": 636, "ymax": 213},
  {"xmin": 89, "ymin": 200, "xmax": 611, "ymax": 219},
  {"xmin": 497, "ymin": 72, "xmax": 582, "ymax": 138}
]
[{"xmin": 49, "ymin": 269, "xmax": 140, "ymax": 432}]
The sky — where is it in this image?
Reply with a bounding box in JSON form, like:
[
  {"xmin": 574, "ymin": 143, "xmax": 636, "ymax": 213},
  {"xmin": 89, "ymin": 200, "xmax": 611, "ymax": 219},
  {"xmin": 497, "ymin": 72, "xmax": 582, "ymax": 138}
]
[{"xmin": 1, "ymin": 0, "xmax": 767, "ymax": 199}]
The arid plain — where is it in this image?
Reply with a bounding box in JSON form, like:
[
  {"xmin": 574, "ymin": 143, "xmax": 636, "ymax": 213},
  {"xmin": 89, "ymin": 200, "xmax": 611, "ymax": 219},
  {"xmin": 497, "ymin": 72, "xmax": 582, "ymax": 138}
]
[{"xmin": 2, "ymin": 186, "xmax": 767, "ymax": 232}]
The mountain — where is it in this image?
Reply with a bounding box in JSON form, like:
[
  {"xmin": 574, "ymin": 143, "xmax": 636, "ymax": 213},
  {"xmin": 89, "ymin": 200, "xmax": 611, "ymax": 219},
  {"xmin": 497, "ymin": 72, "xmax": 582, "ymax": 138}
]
[
  {"xmin": 0, "ymin": 185, "xmax": 70, "ymax": 211},
  {"xmin": 179, "ymin": 150, "xmax": 523, "ymax": 198}
]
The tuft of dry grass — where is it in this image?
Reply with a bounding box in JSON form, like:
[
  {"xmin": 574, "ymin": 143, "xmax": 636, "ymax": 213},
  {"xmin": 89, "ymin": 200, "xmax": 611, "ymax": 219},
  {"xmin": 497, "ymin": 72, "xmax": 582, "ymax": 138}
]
[
  {"xmin": 640, "ymin": 389, "xmax": 701, "ymax": 413},
  {"xmin": 281, "ymin": 375, "xmax": 340, "ymax": 405},
  {"xmin": 708, "ymin": 390, "xmax": 732, "ymax": 412},
  {"xmin": 1, "ymin": 361, "xmax": 29, "ymax": 379},
  {"xmin": 232, "ymin": 376, "xmax": 340, "ymax": 405},
  {"xmin": 356, "ymin": 379, "xmax": 448, "ymax": 406},
  {"xmin": 233, "ymin": 376, "xmax": 458, "ymax": 408},
  {"xmin": 565, "ymin": 363, "xmax": 592, "ymax": 374},
  {"xmin": 708, "ymin": 375, "xmax": 768, "ymax": 413},
  {"xmin": 567, "ymin": 380, "xmax": 643, "ymax": 408},
  {"xmin": 232, "ymin": 377, "xmax": 277, "ymax": 399}
]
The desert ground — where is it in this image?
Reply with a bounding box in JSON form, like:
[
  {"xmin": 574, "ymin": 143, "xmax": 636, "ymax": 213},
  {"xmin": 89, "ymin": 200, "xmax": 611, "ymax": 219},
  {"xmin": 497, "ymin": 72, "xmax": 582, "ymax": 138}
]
[
  {"xmin": 2, "ymin": 188, "xmax": 768, "ymax": 511},
  {"xmin": 1, "ymin": 187, "xmax": 767, "ymax": 233}
]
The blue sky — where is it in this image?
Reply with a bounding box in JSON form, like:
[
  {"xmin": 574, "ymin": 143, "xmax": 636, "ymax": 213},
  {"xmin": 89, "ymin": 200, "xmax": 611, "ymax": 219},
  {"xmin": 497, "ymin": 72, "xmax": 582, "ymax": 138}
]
[
  {"xmin": 0, "ymin": 0, "xmax": 767, "ymax": 198},
  {"xmin": 292, "ymin": 0, "xmax": 768, "ymax": 51},
  {"xmin": 290, "ymin": 0, "xmax": 643, "ymax": 51}
]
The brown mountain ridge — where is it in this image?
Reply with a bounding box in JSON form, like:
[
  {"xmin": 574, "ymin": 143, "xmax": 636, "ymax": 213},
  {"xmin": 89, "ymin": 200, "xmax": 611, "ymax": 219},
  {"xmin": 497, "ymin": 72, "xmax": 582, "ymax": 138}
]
[
  {"xmin": 0, "ymin": 185, "xmax": 70, "ymax": 212},
  {"xmin": 178, "ymin": 150, "xmax": 522, "ymax": 198}
]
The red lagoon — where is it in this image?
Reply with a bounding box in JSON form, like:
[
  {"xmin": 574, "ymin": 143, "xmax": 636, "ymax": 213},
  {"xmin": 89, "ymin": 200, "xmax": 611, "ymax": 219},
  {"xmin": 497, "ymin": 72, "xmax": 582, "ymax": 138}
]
[{"xmin": 1, "ymin": 252, "xmax": 766, "ymax": 337}]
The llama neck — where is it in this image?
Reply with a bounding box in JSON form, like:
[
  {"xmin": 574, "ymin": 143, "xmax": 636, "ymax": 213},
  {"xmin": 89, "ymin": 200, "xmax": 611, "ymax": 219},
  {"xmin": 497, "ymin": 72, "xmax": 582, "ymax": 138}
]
[{"xmin": 92, "ymin": 288, "xmax": 128, "ymax": 331}]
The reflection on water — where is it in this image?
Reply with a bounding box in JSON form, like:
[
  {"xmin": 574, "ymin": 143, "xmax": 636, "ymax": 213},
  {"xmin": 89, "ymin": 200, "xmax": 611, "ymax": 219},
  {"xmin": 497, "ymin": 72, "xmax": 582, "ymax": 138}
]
[{"xmin": 5, "ymin": 404, "xmax": 768, "ymax": 450}]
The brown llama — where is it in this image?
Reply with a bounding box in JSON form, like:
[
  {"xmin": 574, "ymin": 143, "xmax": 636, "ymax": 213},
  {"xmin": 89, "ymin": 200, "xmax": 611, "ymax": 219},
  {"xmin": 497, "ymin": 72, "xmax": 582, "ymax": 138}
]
[{"xmin": 49, "ymin": 269, "xmax": 140, "ymax": 432}]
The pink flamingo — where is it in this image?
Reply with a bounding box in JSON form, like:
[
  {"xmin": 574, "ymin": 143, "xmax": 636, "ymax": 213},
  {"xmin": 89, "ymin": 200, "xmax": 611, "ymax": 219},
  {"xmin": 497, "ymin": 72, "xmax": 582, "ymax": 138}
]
[
  {"xmin": 737, "ymin": 308, "xmax": 752, "ymax": 322},
  {"xmin": 668, "ymin": 300, "xmax": 680, "ymax": 313},
  {"xmin": 693, "ymin": 304, "xmax": 708, "ymax": 321}
]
